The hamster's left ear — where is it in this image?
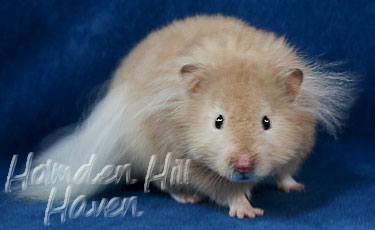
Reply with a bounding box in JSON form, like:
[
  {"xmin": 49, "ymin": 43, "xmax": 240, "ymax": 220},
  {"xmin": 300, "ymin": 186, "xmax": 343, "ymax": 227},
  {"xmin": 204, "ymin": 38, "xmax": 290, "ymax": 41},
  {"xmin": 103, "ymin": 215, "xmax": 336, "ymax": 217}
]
[
  {"xmin": 280, "ymin": 68, "xmax": 304, "ymax": 102},
  {"xmin": 180, "ymin": 64, "xmax": 206, "ymax": 95}
]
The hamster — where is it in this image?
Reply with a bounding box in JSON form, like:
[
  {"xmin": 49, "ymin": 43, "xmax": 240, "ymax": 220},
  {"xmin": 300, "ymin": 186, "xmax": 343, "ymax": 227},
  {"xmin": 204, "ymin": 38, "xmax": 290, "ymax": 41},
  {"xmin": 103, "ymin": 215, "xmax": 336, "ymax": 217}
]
[{"xmin": 17, "ymin": 15, "xmax": 356, "ymax": 219}]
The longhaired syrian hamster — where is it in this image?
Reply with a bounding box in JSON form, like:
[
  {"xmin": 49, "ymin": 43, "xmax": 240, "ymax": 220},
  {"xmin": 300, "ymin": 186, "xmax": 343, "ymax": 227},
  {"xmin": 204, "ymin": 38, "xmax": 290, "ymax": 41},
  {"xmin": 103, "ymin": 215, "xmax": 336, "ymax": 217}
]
[{"xmin": 18, "ymin": 15, "xmax": 356, "ymax": 218}]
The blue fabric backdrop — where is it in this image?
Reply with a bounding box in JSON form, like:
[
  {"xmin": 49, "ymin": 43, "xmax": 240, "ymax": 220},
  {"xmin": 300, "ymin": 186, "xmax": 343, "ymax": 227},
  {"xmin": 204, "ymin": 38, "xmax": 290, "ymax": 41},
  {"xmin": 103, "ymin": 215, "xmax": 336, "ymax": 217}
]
[{"xmin": 0, "ymin": 0, "xmax": 374, "ymax": 229}]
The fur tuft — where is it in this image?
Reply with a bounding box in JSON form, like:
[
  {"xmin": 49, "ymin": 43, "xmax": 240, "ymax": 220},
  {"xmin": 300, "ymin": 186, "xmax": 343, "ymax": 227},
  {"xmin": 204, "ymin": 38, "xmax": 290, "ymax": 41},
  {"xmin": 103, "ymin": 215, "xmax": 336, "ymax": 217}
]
[{"xmin": 298, "ymin": 60, "xmax": 359, "ymax": 137}]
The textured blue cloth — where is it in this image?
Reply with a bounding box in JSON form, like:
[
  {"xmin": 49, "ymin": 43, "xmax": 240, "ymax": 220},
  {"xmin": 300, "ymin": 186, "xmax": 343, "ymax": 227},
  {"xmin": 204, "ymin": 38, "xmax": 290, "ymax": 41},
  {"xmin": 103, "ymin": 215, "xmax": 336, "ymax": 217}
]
[{"xmin": 0, "ymin": 0, "xmax": 374, "ymax": 229}]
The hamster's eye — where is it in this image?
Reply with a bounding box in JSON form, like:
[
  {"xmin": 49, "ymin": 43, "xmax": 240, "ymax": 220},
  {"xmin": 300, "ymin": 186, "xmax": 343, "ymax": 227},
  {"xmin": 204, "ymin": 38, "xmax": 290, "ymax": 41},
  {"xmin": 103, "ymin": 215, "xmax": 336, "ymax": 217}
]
[
  {"xmin": 215, "ymin": 115, "xmax": 224, "ymax": 129},
  {"xmin": 262, "ymin": 116, "xmax": 271, "ymax": 130}
]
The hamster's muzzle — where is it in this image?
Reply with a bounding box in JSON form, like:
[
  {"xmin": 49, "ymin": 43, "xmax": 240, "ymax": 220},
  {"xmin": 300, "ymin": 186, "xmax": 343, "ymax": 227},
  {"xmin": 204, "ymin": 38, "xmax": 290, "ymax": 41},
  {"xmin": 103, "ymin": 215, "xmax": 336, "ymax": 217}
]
[{"xmin": 229, "ymin": 153, "xmax": 258, "ymax": 183}]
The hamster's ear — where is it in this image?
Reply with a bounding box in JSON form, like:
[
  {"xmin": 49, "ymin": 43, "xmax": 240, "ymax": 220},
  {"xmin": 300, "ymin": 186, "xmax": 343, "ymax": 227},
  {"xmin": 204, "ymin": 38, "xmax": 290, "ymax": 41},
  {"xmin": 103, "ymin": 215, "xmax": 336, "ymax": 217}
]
[
  {"xmin": 180, "ymin": 64, "xmax": 205, "ymax": 94},
  {"xmin": 280, "ymin": 68, "xmax": 303, "ymax": 102}
]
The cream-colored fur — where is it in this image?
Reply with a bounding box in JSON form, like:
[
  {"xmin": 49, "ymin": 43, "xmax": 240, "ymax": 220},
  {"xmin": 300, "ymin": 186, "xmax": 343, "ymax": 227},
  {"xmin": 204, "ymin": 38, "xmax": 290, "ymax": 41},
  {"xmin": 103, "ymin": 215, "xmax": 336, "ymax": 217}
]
[{"xmin": 20, "ymin": 15, "xmax": 356, "ymax": 218}]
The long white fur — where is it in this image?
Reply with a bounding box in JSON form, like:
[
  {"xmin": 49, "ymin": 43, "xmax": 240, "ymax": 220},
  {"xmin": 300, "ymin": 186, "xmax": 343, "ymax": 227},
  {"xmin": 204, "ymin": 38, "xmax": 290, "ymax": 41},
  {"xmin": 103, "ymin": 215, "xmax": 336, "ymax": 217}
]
[{"xmin": 298, "ymin": 61, "xmax": 358, "ymax": 137}]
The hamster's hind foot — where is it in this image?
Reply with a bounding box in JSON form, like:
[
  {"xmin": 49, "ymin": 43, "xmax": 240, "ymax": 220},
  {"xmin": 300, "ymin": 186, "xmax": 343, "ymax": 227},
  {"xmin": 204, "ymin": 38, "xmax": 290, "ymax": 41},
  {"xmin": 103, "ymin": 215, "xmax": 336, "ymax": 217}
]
[
  {"xmin": 277, "ymin": 175, "xmax": 305, "ymax": 193},
  {"xmin": 170, "ymin": 192, "xmax": 205, "ymax": 204}
]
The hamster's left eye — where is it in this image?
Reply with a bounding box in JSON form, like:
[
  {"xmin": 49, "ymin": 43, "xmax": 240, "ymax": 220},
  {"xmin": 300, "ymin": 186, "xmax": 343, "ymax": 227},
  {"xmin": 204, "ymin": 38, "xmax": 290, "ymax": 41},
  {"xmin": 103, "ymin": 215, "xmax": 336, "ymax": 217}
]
[
  {"xmin": 215, "ymin": 115, "xmax": 224, "ymax": 129},
  {"xmin": 262, "ymin": 116, "xmax": 271, "ymax": 130}
]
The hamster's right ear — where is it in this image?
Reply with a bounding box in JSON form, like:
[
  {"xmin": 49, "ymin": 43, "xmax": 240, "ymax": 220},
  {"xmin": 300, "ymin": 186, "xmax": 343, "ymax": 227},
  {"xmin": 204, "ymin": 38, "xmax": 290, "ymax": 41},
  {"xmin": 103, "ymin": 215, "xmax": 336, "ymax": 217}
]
[
  {"xmin": 180, "ymin": 64, "xmax": 205, "ymax": 95},
  {"xmin": 279, "ymin": 68, "xmax": 304, "ymax": 102}
]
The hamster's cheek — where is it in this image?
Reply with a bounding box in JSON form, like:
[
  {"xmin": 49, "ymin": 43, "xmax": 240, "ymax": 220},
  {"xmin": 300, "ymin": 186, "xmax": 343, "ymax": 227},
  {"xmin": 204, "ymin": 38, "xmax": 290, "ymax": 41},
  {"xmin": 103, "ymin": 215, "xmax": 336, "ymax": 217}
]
[
  {"xmin": 189, "ymin": 105, "xmax": 234, "ymax": 176},
  {"xmin": 252, "ymin": 116, "xmax": 290, "ymax": 176},
  {"xmin": 208, "ymin": 130, "xmax": 234, "ymax": 176},
  {"xmin": 256, "ymin": 115, "xmax": 301, "ymax": 174},
  {"xmin": 252, "ymin": 144, "xmax": 274, "ymax": 177},
  {"xmin": 188, "ymin": 117, "xmax": 233, "ymax": 177}
]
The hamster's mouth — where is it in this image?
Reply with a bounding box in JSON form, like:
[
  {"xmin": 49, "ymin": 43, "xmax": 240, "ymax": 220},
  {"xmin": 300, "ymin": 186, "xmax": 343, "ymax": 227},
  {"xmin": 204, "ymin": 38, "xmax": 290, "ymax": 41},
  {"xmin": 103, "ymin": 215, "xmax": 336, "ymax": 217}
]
[{"xmin": 229, "ymin": 171, "xmax": 258, "ymax": 183}]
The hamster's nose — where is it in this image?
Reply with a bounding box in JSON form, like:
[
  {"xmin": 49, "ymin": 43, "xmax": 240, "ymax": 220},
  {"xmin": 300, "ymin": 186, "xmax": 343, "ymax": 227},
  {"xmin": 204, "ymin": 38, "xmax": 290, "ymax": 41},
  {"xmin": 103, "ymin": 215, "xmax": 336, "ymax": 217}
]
[{"xmin": 232, "ymin": 153, "xmax": 253, "ymax": 173}]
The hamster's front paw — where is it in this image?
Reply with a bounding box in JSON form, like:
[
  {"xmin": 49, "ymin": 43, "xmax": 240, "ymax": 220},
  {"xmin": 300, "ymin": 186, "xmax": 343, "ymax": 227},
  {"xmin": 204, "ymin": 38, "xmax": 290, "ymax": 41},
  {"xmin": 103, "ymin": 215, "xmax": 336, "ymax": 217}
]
[
  {"xmin": 277, "ymin": 175, "xmax": 305, "ymax": 193},
  {"xmin": 170, "ymin": 192, "xmax": 205, "ymax": 204},
  {"xmin": 229, "ymin": 195, "xmax": 264, "ymax": 219}
]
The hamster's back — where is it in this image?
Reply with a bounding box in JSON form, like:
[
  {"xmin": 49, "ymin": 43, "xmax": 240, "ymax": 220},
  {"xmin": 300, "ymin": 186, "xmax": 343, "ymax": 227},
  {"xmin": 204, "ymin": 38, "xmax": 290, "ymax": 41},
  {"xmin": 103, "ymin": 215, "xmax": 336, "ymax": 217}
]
[{"xmin": 110, "ymin": 15, "xmax": 255, "ymax": 88}]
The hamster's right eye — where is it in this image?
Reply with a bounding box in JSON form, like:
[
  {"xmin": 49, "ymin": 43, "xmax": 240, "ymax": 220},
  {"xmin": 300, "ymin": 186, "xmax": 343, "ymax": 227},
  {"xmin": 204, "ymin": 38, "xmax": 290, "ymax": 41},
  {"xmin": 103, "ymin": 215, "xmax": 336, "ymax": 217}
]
[
  {"xmin": 262, "ymin": 116, "xmax": 271, "ymax": 130},
  {"xmin": 215, "ymin": 115, "xmax": 224, "ymax": 129}
]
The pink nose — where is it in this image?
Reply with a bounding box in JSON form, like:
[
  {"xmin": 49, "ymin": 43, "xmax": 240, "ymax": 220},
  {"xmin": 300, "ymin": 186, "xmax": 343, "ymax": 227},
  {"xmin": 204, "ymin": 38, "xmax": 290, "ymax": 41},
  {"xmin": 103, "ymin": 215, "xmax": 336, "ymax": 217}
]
[{"xmin": 233, "ymin": 153, "xmax": 253, "ymax": 173}]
